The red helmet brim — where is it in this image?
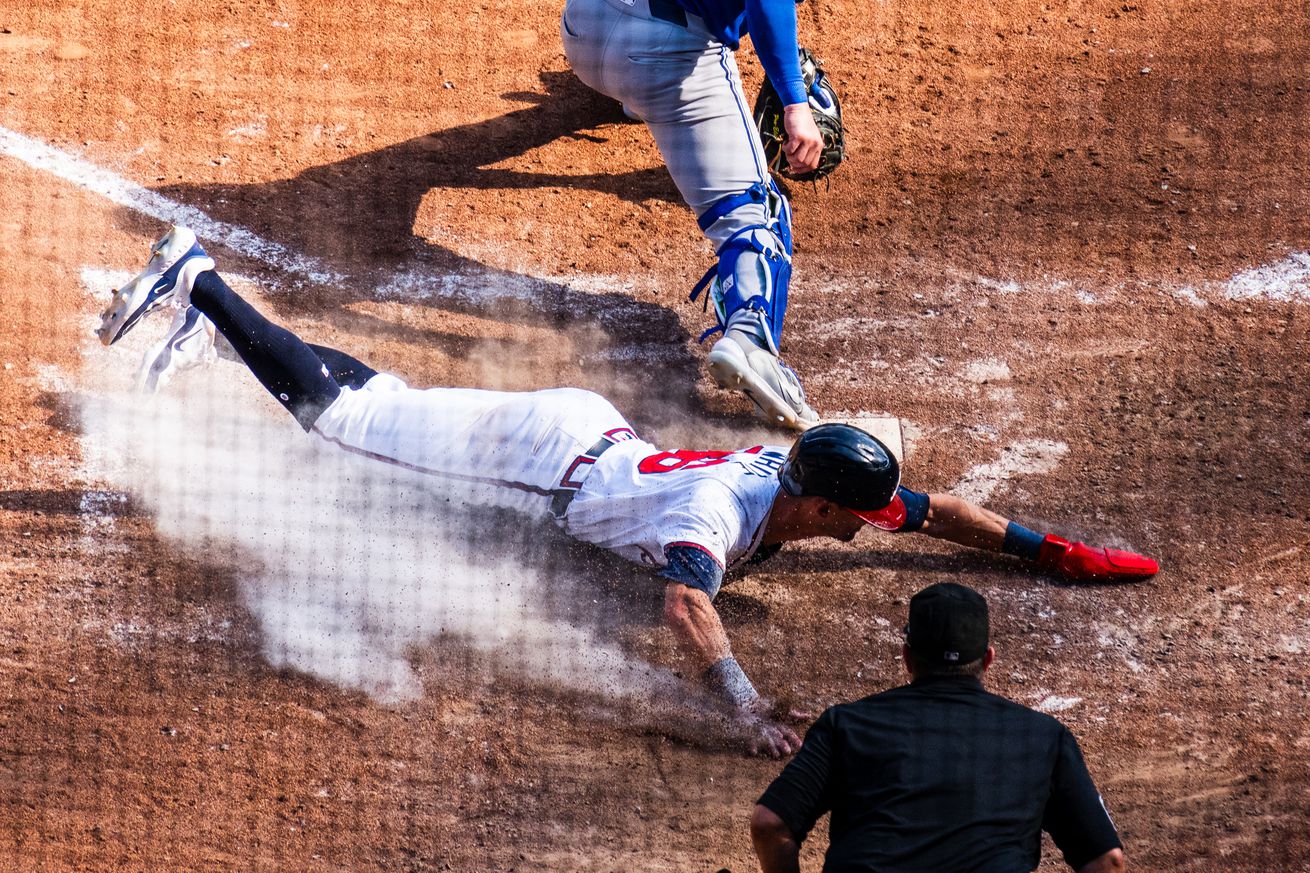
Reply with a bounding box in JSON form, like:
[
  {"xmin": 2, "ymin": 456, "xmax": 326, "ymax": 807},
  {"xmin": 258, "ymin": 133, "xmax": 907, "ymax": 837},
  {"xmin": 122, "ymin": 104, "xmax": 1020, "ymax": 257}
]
[{"xmin": 849, "ymin": 494, "xmax": 907, "ymax": 531}]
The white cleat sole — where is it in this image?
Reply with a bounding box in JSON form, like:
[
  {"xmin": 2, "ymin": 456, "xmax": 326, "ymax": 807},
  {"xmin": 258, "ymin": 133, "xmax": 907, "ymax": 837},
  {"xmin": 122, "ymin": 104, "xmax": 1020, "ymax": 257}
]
[
  {"xmin": 135, "ymin": 306, "xmax": 217, "ymax": 394},
  {"xmin": 708, "ymin": 341, "xmax": 813, "ymax": 432}
]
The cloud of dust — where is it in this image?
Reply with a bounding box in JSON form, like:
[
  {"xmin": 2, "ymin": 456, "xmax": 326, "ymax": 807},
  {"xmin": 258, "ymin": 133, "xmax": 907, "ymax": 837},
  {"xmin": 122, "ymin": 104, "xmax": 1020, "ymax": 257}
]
[
  {"xmin": 459, "ymin": 312, "xmax": 784, "ymax": 454},
  {"xmin": 78, "ymin": 363, "xmax": 685, "ymax": 708}
]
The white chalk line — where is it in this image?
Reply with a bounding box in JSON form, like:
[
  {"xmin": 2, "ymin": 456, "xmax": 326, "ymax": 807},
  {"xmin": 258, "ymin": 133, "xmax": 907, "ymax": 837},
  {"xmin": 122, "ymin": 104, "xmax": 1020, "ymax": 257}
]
[
  {"xmin": 5, "ymin": 124, "xmax": 1306, "ymax": 307},
  {"xmin": 1036, "ymin": 694, "xmax": 1083, "ymax": 713},
  {"xmin": 0, "ymin": 126, "xmax": 343, "ymax": 286},
  {"xmin": 1, "ymin": 124, "xmax": 549, "ymax": 304},
  {"xmin": 1218, "ymin": 252, "xmax": 1310, "ymax": 303},
  {"xmin": 951, "ymin": 439, "xmax": 1070, "ymax": 503}
]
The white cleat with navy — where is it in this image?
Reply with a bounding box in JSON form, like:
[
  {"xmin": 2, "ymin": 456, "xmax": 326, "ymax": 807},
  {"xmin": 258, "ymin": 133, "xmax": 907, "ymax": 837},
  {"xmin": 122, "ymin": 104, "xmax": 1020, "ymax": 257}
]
[
  {"xmin": 97, "ymin": 225, "xmax": 214, "ymax": 347},
  {"xmin": 135, "ymin": 305, "xmax": 220, "ymax": 394}
]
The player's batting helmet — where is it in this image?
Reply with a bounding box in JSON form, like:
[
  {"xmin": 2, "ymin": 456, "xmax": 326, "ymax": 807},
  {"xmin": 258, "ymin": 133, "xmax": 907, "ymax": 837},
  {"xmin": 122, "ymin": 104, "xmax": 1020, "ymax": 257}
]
[{"xmin": 779, "ymin": 423, "xmax": 901, "ymax": 511}]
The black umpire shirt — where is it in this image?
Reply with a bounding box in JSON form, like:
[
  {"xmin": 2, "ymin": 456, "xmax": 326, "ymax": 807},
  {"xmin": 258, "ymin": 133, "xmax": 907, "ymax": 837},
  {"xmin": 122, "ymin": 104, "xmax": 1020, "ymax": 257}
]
[{"xmin": 757, "ymin": 675, "xmax": 1122, "ymax": 873}]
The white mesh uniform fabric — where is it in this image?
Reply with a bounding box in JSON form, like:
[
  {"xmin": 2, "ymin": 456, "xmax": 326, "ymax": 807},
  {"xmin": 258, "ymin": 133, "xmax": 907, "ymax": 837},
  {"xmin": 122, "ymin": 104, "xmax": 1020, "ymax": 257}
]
[
  {"xmin": 312, "ymin": 374, "xmax": 787, "ymax": 573},
  {"xmin": 311, "ymin": 377, "xmax": 634, "ymax": 516},
  {"xmin": 563, "ymin": 439, "xmax": 786, "ymax": 571}
]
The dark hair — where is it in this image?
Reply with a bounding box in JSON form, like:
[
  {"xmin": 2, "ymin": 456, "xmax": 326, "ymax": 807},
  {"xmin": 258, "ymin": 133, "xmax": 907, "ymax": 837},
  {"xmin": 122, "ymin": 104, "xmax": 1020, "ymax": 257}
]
[{"xmin": 907, "ymin": 650, "xmax": 986, "ymax": 679}]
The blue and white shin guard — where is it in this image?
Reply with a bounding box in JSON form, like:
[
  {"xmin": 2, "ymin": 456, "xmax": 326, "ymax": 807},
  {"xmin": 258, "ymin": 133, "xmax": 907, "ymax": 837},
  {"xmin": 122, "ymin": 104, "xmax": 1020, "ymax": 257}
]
[{"xmin": 690, "ymin": 179, "xmax": 793, "ymax": 354}]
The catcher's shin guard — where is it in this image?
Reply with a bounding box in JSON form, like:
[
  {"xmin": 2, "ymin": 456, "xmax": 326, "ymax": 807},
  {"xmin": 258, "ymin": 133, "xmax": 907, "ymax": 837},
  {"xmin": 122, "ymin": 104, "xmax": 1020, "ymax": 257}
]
[{"xmin": 690, "ymin": 180, "xmax": 793, "ymax": 351}]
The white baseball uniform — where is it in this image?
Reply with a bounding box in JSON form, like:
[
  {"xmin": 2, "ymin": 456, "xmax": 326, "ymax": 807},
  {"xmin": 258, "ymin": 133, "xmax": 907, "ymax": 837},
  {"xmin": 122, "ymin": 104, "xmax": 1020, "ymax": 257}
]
[
  {"xmin": 564, "ymin": 438, "xmax": 787, "ymax": 573},
  {"xmin": 310, "ymin": 375, "xmax": 788, "ymax": 582}
]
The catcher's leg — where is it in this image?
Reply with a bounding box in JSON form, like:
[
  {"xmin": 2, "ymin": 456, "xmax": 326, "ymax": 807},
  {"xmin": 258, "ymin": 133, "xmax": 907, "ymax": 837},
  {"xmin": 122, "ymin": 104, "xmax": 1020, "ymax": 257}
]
[
  {"xmin": 189, "ymin": 271, "xmax": 341, "ymax": 430},
  {"xmin": 562, "ymin": 0, "xmax": 813, "ymax": 427},
  {"xmin": 633, "ymin": 49, "xmax": 812, "ymax": 427}
]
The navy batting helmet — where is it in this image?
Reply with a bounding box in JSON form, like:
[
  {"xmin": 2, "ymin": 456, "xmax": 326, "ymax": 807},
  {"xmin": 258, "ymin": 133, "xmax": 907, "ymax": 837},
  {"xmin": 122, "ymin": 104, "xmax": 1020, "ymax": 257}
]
[{"xmin": 779, "ymin": 423, "xmax": 901, "ymax": 520}]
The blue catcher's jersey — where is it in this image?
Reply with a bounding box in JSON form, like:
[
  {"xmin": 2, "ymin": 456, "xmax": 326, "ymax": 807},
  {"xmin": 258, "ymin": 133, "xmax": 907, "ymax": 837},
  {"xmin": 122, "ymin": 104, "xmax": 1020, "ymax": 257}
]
[{"xmin": 676, "ymin": 0, "xmax": 808, "ymax": 105}]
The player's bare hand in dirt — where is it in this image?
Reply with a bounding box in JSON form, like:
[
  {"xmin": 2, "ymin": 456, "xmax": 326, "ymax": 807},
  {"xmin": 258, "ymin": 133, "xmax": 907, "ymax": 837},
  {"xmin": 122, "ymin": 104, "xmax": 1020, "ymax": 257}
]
[
  {"xmin": 742, "ymin": 712, "xmax": 803, "ymax": 758},
  {"xmin": 782, "ymin": 103, "xmax": 823, "ymax": 173}
]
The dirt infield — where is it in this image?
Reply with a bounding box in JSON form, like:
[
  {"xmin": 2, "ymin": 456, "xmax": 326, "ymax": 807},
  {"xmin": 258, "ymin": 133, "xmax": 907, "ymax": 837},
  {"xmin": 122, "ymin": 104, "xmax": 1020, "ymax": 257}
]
[{"xmin": 2, "ymin": 0, "xmax": 1308, "ymax": 870}]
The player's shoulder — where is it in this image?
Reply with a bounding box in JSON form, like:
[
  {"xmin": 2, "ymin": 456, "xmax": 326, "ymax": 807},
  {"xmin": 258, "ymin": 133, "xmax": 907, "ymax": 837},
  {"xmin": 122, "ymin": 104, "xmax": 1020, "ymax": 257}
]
[
  {"xmin": 680, "ymin": 473, "xmax": 752, "ymax": 516},
  {"xmin": 717, "ymin": 444, "xmax": 789, "ymax": 488},
  {"xmin": 703, "ymin": 457, "xmax": 784, "ymax": 506}
]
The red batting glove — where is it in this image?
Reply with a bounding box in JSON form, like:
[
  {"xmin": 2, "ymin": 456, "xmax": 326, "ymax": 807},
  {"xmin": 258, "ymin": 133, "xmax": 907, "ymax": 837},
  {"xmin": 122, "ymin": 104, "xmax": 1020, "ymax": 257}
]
[{"xmin": 1037, "ymin": 534, "xmax": 1159, "ymax": 582}]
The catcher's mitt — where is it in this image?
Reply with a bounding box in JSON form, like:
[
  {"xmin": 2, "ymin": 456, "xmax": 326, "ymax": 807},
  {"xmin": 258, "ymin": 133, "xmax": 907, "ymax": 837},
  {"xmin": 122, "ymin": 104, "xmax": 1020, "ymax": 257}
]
[{"xmin": 753, "ymin": 47, "xmax": 845, "ymax": 184}]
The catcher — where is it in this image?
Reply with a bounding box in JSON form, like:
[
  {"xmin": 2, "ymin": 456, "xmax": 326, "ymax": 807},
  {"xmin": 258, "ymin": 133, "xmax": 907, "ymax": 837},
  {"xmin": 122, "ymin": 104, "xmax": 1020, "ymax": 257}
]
[
  {"xmin": 98, "ymin": 227, "xmax": 1158, "ymax": 758},
  {"xmin": 562, "ymin": 0, "xmax": 846, "ymax": 431}
]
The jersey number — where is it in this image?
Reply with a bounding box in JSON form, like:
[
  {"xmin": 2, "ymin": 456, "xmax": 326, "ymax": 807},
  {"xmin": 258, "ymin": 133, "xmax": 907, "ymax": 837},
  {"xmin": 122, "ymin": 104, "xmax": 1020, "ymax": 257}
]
[{"xmin": 637, "ymin": 447, "xmax": 762, "ymax": 474}]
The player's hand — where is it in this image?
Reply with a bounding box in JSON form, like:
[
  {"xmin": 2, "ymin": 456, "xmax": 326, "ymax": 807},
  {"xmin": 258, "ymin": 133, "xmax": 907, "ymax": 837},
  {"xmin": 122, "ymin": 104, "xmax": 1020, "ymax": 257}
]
[
  {"xmin": 1037, "ymin": 534, "xmax": 1159, "ymax": 582},
  {"xmin": 782, "ymin": 103, "xmax": 823, "ymax": 174},
  {"xmin": 741, "ymin": 712, "xmax": 803, "ymax": 759}
]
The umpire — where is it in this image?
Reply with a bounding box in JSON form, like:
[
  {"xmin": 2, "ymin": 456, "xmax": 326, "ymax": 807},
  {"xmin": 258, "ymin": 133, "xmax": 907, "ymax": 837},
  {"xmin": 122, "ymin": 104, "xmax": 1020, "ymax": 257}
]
[{"xmin": 751, "ymin": 583, "xmax": 1126, "ymax": 873}]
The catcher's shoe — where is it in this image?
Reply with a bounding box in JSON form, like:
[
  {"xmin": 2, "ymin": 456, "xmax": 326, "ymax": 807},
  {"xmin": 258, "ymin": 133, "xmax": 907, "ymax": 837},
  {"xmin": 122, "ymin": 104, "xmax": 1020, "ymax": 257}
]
[
  {"xmin": 97, "ymin": 226, "xmax": 214, "ymax": 346},
  {"xmin": 708, "ymin": 312, "xmax": 818, "ymax": 431},
  {"xmin": 136, "ymin": 305, "xmax": 219, "ymax": 394}
]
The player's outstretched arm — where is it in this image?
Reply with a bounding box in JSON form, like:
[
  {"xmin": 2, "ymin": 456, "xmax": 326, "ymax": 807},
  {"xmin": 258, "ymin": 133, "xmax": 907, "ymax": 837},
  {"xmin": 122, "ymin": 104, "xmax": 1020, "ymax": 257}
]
[
  {"xmin": 917, "ymin": 492, "xmax": 1159, "ymax": 583},
  {"xmin": 662, "ymin": 583, "xmax": 802, "ymax": 758}
]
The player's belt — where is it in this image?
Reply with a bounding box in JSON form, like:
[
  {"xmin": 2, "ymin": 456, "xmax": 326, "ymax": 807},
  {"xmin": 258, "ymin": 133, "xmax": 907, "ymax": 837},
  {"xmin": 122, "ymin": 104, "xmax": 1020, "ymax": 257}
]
[
  {"xmin": 549, "ymin": 436, "xmax": 619, "ymax": 518},
  {"xmin": 648, "ymin": 0, "xmax": 688, "ymax": 28}
]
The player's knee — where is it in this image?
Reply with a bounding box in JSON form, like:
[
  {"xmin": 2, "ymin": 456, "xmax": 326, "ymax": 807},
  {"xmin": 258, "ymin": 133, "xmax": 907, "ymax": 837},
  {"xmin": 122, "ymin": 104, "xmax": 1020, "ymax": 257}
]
[{"xmin": 697, "ymin": 179, "xmax": 792, "ymax": 252}]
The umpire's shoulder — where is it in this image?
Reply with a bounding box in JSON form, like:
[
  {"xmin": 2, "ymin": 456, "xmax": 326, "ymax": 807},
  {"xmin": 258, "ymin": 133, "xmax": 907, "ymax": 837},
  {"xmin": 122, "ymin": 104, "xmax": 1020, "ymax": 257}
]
[
  {"xmin": 827, "ymin": 683, "xmax": 915, "ymax": 717},
  {"xmin": 982, "ymin": 686, "xmax": 1075, "ymax": 734}
]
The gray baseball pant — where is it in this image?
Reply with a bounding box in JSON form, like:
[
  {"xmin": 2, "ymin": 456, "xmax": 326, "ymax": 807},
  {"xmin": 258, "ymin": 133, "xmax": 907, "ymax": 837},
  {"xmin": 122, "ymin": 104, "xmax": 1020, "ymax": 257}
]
[{"xmin": 560, "ymin": 0, "xmax": 773, "ymax": 251}]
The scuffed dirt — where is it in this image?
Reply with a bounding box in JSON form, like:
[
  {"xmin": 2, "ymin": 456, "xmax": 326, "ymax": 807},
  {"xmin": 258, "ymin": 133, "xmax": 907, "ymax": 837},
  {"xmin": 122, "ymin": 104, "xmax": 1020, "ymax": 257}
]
[{"xmin": 1, "ymin": 0, "xmax": 1308, "ymax": 870}]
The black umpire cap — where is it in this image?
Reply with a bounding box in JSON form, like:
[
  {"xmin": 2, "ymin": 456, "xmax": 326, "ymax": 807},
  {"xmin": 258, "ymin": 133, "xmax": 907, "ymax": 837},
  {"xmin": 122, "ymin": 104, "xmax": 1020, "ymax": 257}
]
[{"xmin": 905, "ymin": 582, "xmax": 990, "ymax": 664}]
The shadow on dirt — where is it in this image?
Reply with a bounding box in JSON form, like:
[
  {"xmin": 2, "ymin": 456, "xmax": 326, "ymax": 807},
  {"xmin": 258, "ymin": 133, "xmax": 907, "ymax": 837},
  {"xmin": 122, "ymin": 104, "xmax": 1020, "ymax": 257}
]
[
  {"xmin": 155, "ymin": 70, "xmax": 679, "ymax": 264},
  {"xmin": 0, "ymin": 488, "xmax": 134, "ymax": 517},
  {"xmin": 112, "ymin": 70, "xmax": 722, "ymax": 430},
  {"xmin": 772, "ymin": 546, "xmax": 1017, "ymax": 576}
]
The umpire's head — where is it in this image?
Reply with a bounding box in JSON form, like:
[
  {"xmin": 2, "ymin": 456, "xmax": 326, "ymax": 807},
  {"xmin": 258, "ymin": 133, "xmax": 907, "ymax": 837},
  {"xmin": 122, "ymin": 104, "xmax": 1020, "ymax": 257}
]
[{"xmin": 903, "ymin": 582, "xmax": 994, "ymax": 680}]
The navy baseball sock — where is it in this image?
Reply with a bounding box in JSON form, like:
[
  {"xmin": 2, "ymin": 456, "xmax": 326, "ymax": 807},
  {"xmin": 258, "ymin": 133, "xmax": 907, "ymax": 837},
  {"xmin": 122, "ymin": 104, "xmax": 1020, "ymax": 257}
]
[
  {"xmin": 1002, "ymin": 521, "xmax": 1046, "ymax": 562},
  {"xmin": 189, "ymin": 270, "xmax": 341, "ymax": 430}
]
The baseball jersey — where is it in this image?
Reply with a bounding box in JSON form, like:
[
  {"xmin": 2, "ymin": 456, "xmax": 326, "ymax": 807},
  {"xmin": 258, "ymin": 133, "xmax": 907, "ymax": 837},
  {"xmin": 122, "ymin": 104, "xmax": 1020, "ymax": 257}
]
[
  {"xmin": 311, "ymin": 377, "xmax": 924, "ymax": 599},
  {"xmin": 562, "ymin": 439, "xmax": 790, "ymax": 596},
  {"xmin": 674, "ymin": 0, "xmax": 807, "ymax": 105}
]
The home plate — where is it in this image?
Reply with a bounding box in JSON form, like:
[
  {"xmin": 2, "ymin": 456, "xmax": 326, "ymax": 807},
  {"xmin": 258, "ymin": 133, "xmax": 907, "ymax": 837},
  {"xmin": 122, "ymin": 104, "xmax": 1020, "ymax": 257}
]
[{"xmin": 817, "ymin": 414, "xmax": 904, "ymax": 463}]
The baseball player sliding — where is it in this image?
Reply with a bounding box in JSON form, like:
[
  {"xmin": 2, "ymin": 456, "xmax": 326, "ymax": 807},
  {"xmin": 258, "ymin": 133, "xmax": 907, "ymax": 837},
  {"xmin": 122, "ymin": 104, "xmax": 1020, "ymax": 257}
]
[
  {"xmin": 98, "ymin": 228, "xmax": 1160, "ymax": 757},
  {"xmin": 561, "ymin": 0, "xmax": 824, "ymax": 430}
]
